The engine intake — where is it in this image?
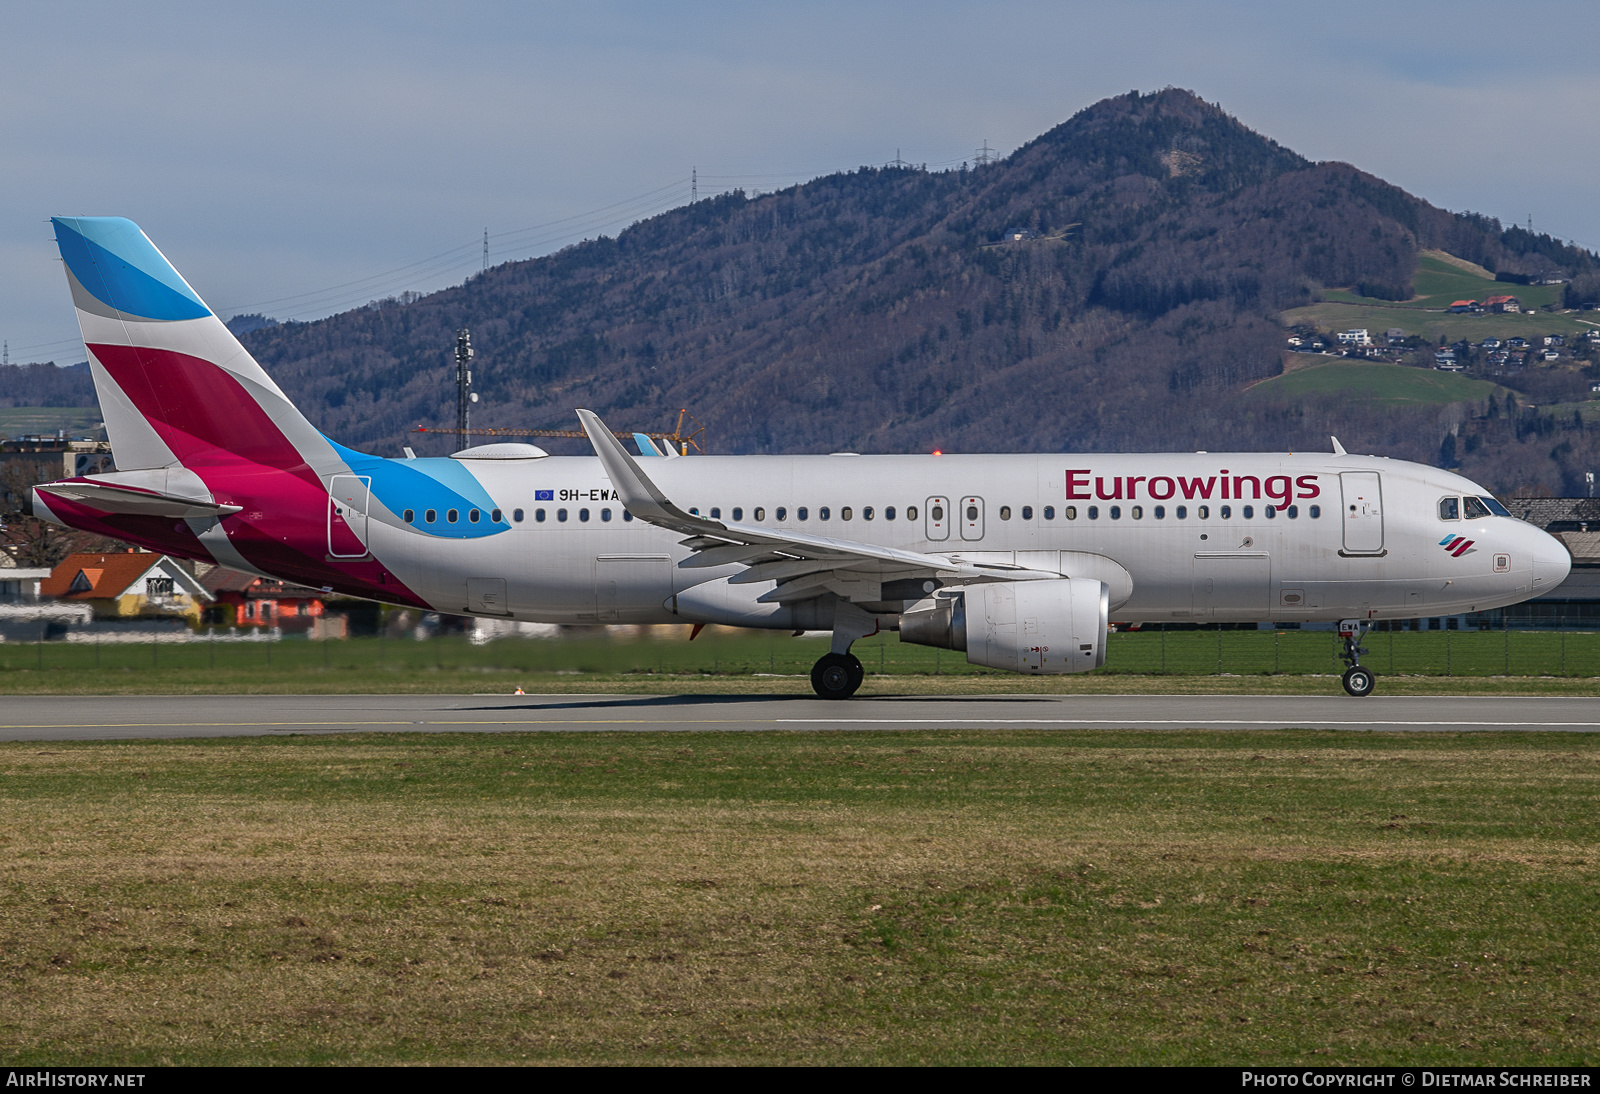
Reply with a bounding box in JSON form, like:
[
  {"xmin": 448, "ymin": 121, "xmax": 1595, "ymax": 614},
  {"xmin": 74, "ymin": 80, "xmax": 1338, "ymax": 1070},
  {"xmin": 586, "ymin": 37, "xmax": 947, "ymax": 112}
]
[{"xmin": 899, "ymin": 578, "xmax": 1108, "ymax": 674}]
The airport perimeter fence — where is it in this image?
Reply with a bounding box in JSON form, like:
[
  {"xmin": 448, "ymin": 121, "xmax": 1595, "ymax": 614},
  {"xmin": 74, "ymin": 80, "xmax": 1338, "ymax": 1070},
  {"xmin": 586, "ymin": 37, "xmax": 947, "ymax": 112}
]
[{"xmin": 0, "ymin": 622, "xmax": 1597, "ymax": 678}]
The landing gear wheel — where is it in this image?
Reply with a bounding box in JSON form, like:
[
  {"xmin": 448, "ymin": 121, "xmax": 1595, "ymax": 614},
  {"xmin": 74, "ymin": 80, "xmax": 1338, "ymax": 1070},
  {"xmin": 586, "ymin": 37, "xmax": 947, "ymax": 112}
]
[
  {"xmin": 1342, "ymin": 666, "xmax": 1376, "ymax": 698},
  {"xmin": 811, "ymin": 652, "xmax": 864, "ymax": 700}
]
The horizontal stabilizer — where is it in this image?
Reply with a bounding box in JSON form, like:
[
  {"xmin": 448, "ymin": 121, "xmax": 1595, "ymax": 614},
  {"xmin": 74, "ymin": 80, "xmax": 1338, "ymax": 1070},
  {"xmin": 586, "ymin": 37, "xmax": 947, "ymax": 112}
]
[{"xmin": 35, "ymin": 480, "xmax": 242, "ymax": 520}]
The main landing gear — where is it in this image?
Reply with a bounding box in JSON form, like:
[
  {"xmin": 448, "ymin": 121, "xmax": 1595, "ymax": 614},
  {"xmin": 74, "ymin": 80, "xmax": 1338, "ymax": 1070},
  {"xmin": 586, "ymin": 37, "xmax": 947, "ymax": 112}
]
[
  {"xmin": 811, "ymin": 652, "xmax": 865, "ymax": 700},
  {"xmin": 810, "ymin": 602, "xmax": 878, "ymax": 700},
  {"xmin": 1338, "ymin": 618, "xmax": 1376, "ymax": 697}
]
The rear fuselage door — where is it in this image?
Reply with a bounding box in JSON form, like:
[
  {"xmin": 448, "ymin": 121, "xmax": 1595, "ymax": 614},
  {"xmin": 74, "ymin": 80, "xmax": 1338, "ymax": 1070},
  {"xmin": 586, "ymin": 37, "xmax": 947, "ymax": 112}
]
[
  {"xmin": 328, "ymin": 474, "xmax": 371, "ymax": 558},
  {"xmin": 960, "ymin": 496, "xmax": 985, "ymax": 541},
  {"xmin": 925, "ymin": 496, "xmax": 950, "ymax": 541},
  {"xmin": 1339, "ymin": 472, "xmax": 1384, "ymax": 554}
]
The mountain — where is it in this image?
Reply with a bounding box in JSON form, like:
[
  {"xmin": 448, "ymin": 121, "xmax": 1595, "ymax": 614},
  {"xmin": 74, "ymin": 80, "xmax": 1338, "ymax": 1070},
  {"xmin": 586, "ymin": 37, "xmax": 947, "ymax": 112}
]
[{"xmin": 229, "ymin": 89, "xmax": 1597, "ymax": 494}]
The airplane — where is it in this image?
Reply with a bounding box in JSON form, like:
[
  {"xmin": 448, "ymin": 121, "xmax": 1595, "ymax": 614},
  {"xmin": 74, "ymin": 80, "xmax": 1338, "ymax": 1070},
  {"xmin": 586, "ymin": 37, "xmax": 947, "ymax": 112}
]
[{"xmin": 31, "ymin": 217, "xmax": 1572, "ymax": 699}]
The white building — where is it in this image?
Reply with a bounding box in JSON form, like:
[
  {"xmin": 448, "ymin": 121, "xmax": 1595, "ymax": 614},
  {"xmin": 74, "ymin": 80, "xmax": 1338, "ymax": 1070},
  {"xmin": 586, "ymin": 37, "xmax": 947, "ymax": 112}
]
[{"xmin": 1337, "ymin": 328, "xmax": 1372, "ymax": 346}]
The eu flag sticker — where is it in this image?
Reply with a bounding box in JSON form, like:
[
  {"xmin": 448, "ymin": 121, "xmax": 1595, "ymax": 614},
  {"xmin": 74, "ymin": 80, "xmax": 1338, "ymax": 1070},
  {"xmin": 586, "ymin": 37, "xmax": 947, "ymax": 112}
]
[{"xmin": 535, "ymin": 490, "xmax": 554, "ymax": 501}]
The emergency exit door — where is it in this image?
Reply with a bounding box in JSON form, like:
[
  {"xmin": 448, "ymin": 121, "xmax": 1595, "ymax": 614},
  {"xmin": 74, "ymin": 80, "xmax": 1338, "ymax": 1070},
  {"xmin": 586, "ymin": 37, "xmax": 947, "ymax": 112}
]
[
  {"xmin": 960, "ymin": 496, "xmax": 985, "ymax": 540},
  {"xmin": 925, "ymin": 496, "xmax": 950, "ymax": 541},
  {"xmin": 1340, "ymin": 472, "xmax": 1384, "ymax": 554}
]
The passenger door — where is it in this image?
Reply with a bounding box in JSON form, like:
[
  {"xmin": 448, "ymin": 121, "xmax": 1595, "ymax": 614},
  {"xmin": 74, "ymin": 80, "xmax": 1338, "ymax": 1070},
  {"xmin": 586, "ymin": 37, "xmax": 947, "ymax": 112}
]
[
  {"xmin": 327, "ymin": 474, "xmax": 370, "ymax": 558},
  {"xmin": 1340, "ymin": 472, "xmax": 1384, "ymax": 554}
]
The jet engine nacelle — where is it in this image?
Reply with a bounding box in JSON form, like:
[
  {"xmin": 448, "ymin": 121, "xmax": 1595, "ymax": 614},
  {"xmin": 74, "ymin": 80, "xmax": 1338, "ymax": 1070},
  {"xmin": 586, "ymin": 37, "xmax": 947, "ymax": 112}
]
[{"xmin": 900, "ymin": 578, "xmax": 1109, "ymax": 674}]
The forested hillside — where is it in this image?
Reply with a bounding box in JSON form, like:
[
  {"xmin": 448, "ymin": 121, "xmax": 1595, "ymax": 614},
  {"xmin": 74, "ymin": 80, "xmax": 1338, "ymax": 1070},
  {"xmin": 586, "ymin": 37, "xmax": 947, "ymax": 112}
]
[{"xmin": 226, "ymin": 89, "xmax": 1599, "ymax": 495}]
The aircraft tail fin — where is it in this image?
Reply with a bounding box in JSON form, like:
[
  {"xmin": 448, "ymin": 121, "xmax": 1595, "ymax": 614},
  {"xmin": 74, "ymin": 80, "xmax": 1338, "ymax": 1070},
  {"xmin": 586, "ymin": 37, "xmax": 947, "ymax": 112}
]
[{"xmin": 51, "ymin": 216, "xmax": 332, "ymax": 474}]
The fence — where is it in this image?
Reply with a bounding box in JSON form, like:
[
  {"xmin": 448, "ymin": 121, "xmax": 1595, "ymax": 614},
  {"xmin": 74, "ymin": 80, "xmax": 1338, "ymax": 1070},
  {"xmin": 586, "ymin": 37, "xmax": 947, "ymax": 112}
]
[{"xmin": 0, "ymin": 623, "xmax": 1595, "ymax": 678}]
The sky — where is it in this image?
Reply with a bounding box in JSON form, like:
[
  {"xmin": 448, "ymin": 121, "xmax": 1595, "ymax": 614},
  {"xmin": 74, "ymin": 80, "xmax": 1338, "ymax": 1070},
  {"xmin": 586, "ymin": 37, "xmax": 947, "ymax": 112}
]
[{"xmin": 4, "ymin": 0, "xmax": 1600, "ymax": 365}]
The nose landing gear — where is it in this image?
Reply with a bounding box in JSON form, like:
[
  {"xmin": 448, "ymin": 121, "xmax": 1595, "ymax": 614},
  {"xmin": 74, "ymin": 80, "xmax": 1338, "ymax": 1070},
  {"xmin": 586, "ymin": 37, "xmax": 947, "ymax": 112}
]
[{"xmin": 1338, "ymin": 619, "xmax": 1376, "ymax": 697}]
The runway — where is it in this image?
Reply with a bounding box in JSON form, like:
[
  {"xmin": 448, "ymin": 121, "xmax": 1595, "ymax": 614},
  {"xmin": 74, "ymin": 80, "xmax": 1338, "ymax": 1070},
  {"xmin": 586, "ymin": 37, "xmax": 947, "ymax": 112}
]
[{"xmin": 2, "ymin": 692, "xmax": 1600, "ymax": 741}]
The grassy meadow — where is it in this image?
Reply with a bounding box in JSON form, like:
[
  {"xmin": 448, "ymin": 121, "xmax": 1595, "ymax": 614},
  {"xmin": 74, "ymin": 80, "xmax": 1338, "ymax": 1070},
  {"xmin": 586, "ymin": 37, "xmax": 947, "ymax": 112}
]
[
  {"xmin": 1, "ymin": 729, "xmax": 1596, "ymax": 1065},
  {"xmin": 1246, "ymin": 361, "xmax": 1502, "ymax": 407}
]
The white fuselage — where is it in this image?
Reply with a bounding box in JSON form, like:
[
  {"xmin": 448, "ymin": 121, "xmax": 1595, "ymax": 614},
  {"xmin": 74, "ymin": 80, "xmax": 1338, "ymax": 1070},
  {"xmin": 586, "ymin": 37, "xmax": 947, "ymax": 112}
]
[{"xmin": 361, "ymin": 452, "xmax": 1571, "ymax": 627}]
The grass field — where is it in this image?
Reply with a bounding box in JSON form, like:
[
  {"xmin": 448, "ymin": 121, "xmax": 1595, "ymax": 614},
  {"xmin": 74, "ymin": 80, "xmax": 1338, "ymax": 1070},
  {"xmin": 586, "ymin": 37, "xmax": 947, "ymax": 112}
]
[
  {"xmin": 0, "ymin": 407, "xmax": 103, "ymax": 440},
  {"xmin": 1283, "ymin": 251, "xmax": 1583, "ymax": 342},
  {"xmin": 2, "ymin": 628, "xmax": 1598, "ymax": 696},
  {"xmin": 1246, "ymin": 362, "xmax": 1502, "ymax": 406},
  {"xmin": 2, "ymin": 729, "xmax": 1596, "ymax": 1065}
]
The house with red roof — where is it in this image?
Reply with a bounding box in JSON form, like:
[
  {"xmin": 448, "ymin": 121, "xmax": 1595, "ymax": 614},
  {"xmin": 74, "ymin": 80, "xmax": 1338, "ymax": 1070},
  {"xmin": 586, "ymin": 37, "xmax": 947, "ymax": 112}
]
[
  {"xmin": 198, "ymin": 567, "xmax": 327, "ymax": 631},
  {"xmin": 41, "ymin": 550, "xmax": 211, "ymax": 623}
]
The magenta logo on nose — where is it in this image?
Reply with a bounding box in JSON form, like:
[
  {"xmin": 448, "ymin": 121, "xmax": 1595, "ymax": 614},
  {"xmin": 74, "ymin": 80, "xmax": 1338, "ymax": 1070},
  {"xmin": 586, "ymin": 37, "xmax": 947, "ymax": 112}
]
[{"xmin": 1440, "ymin": 535, "xmax": 1477, "ymax": 557}]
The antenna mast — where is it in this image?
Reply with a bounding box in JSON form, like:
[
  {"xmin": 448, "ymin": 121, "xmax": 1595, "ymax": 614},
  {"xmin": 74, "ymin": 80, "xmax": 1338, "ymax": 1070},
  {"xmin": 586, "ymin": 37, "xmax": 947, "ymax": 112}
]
[
  {"xmin": 482, "ymin": 228, "xmax": 488, "ymax": 272},
  {"xmin": 454, "ymin": 328, "xmax": 473, "ymax": 452},
  {"xmin": 692, "ymin": 167, "xmax": 697, "ymax": 202}
]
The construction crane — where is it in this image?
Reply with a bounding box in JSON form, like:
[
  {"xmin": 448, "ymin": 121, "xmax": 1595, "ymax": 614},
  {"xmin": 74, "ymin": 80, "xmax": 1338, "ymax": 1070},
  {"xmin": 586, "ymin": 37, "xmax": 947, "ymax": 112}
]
[{"xmin": 413, "ymin": 408, "xmax": 706, "ymax": 455}]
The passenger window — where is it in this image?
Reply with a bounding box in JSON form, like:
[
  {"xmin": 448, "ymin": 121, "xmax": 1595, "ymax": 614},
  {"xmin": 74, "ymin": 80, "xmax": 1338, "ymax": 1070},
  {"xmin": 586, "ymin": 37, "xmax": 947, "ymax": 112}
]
[
  {"xmin": 999, "ymin": 506, "xmax": 1012, "ymax": 520},
  {"xmin": 732, "ymin": 507, "xmax": 743, "ymax": 521},
  {"xmin": 1130, "ymin": 506, "xmax": 1143, "ymax": 519},
  {"xmin": 965, "ymin": 505, "xmax": 978, "ymax": 521},
  {"xmin": 468, "ymin": 509, "xmax": 480, "ymax": 523},
  {"xmin": 404, "ymin": 509, "xmax": 415, "ymax": 524},
  {"xmin": 557, "ymin": 508, "xmax": 568, "ymax": 522},
  {"xmin": 534, "ymin": 508, "xmax": 545, "ymax": 522},
  {"xmin": 1087, "ymin": 506, "xmax": 1098, "ymax": 519},
  {"xmin": 1220, "ymin": 505, "xmax": 1231, "ymax": 519},
  {"xmin": 1022, "ymin": 506, "xmax": 1033, "ymax": 519},
  {"xmin": 1043, "ymin": 506, "xmax": 1055, "ymax": 520},
  {"xmin": 1264, "ymin": 505, "xmax": 1276, "ymax": 519},
  {"xmin": 601, "ymin": 508, "xmax": 612, "ymax": 522},
  {"xmin": 689, "ymin": 507, "xmax": 699, "ymax": 515},
  {"xmin": 1065, "ymin": 506, "xmax": 1077, "ymax": 520},
  {"xmin": 1154, "ymin": 505, "xmax": 1165, "ymax": 519},
  {"xmin": 1176, "ymin": 505, "xmax": 1187, "ymax": 519},
  {"xmin": 885, "ymin": 507, "xmax": 895, "ymax": 520},
  {"xmin": 1463, "ymin": 496, "xmax": 1491, "ymax": 519},
  {"xmin": 1309, "ymin": 505, "xmax": 1321, "ymax": 518},
  {"xmin": 906, "ymin": 506, "xmax": 917, "ymax": 520},
  {"xmin": 820, "ymin": 507, "xmax": 831, "ymax": 520},
  {"xmin": 491, "ymin": 508, "xmax": 503, "ymax": 522},
  {"xmin": 1439, "ymin": 497, "xmax": 1460, "ymax": 520},
  {"xmin": 623, "ymin": 511, "xmax": 634, "ymax": 522},
  {"xmin": 754, "ymin": 508, "xmax": 765, "ymax": 521},
  {"xmin": 863, "ymin": 507, "xmax": 874, "ymax": 520},
  {"xmin": 1197, "ymin": 505, "xmax": 1209, "ymax": 519},
  {"xmin": 840, "ymin": 507, "xmax": 852, "ymax": 520},
  {"xmin": 710, "ymin": 508, "xmax": 721, "ymax": 519},
  {"xmin": 777, "ymin": 507, "xmax": 787, "ymax": 521},
  {"xmin": 447, "ymin": 509, "xmax": 459, "ymax": 523},
  {"xmin": 513, "ymin": 508, "xmax": 523, "ymax": 522},
  {"xmin": 1242, "ymin": 505, "xmax": 1253, "ymax": 519},
  {"xmin": 579, "ymin": 508, "xmax": 590, "ymax": 522},
  {"xmin": 929, "ymin": 505, "xmax": 942, "ymax": 521},
  {"xmin": 1287, "ymin": 505, "xmax": 1298, "ymax": 518},
  {"xmin": 1110, "ymin": 506, "xmax": 1121, "ymax": 520},
  {"xmin": 425, "ymin": 509, "xmax": 437, "ymax": 523},
  {"xmin": 799, "ymin": 507, "xmax": 809, "ymax": 520}
]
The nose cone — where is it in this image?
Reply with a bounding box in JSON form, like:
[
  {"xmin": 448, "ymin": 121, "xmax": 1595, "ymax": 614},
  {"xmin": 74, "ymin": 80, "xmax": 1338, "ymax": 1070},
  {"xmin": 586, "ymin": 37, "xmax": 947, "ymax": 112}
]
[{"xmin": 1532, "ymin": 528, "xmax": 1572, "ymax": 595}]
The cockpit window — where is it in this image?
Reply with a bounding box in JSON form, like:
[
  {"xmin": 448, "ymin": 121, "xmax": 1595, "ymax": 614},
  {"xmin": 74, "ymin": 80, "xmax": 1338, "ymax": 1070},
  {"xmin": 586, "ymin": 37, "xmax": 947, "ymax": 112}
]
[
  {"xmin": 1480, "ymin": 495, "xmax": 1511, "ymax": 517},
  {"xmin": 1463, "ymin": 496, "xmax": 1492, "ymax": 519},
  {"xmin": 1438, "ymin": 497, "xmax": 1460, "ymax": 520}
]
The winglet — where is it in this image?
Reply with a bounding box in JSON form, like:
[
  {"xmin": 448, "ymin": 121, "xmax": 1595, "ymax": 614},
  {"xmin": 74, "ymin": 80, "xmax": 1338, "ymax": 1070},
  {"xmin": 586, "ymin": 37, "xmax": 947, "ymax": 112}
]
[
  {"xmin": 633, "ymin": 432, "xmax": 662, "ymax": 457},
  {"xmin": 578, "ymin": 409, "xmax": 714, "ymax": 534},
  {"xmin": 1330, "ymin": 436, "xmax": 1347, "ymax": 457}
]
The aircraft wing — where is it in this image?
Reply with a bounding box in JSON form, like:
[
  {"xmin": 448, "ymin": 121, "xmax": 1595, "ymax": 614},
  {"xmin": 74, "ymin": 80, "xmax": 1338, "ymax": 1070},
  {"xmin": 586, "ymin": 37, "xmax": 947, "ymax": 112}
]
[{"xmin": 577, "ymin": 410, "xmax": 1062, "ymax": 603}]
